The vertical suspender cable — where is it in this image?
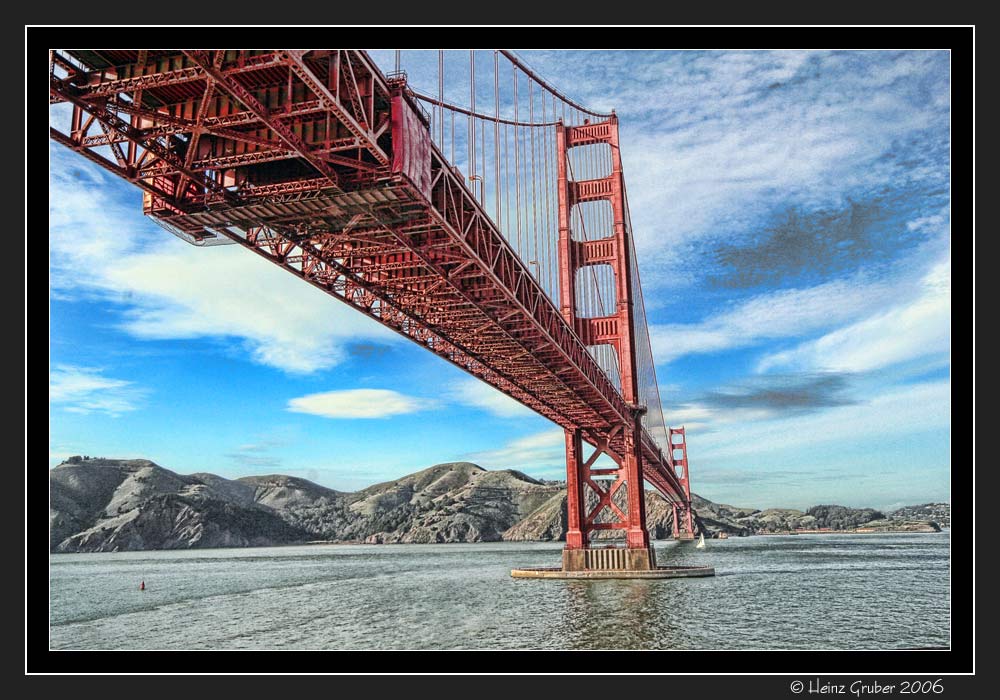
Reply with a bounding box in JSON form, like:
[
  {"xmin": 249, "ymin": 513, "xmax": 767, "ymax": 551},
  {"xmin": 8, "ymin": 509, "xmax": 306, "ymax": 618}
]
[
  {"xmin": 588, "ymin": 122, "xmax": 601, "ymax": 311},
  {"xmin": 494, "ymin": 51, "xmax": 501, "ymax": 229},
  {"xmin": 551, "ymin": 93, "xmax": 558, "ymax": 298},
  {"xmin": 513, "ymin": 66, "xmax": 521, "ymax": 253},
  {"xmin": 438, "ymin": 51, "xmax": 444, "ymax": 149},
  {"xmin": 469, "ymin": 50, "xmax": 475, "ymax": 196},
  {"xmin": 407, "ymin": 51, "xmax": 653, "ymax": 421},
  {"xmin": 481, "ymin": 98, "xmax": 487, "ymax": 204},
  {"xmin": 529, "ymin": 80, "xmax": 538, "ymax": 280},
  {"xmin": 542, "ymin": 92, "xmax": 551, "ymax": 297},
  {"xmin": 504, "ymin": 120, "xmax": 510, "ymax": 241}
]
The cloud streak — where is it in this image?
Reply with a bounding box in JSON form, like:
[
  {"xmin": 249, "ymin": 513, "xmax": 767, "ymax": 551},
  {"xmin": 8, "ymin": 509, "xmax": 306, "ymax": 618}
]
[
  {"xmin": 49, "ymin": 365, "xmax": 146, "ymax": 416},
  {"xmin": 286, "ymin": 389, "xmax": 435, "ymax": 419},
  {"xmin": 698, "ymin": 372, "xmax": 857, "ymax": 414},
  {"xmin": 225, "ymin": 437, "xmax": 290, "ymax": 470},
  {"xmin": 663, "ymin": 371, "xmax": 861, "ymax": 437},
  {"xmin": 707, "ymin": 196, "xmax": 938, "ymax": 289},
  {"xmin": 649, "ymin": 272, "xmax": 903, "ymax": 364},
  {"xmin": 463, "ymin": 429, "xmax": 566, "ymax": 473},
  {"xmin": 689, "ymin": 379, "xmax": 950, "ymax": 462},
  {"xmin": 758, "ymin": 254, "xmax": 950, "ymax": 373},
  {"xmin": 447, "ymin": 378, "xmax": 535, "ymax": 418}
]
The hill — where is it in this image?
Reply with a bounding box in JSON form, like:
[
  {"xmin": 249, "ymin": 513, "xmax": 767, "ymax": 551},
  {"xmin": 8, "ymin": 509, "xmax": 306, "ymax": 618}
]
[
  {"xmin": 49, "ymin": 457, "xmax": 948, "ymax": 552},
  {"xmin": 50, "ymin": 458, "xmax": 562, "ymax": 551}
]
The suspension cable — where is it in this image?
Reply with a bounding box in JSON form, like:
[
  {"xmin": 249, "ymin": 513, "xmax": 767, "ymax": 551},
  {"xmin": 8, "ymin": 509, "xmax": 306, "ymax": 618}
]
[{"xmin": 499, "ymin": 50, "xmax": 611, "ymax": 119}]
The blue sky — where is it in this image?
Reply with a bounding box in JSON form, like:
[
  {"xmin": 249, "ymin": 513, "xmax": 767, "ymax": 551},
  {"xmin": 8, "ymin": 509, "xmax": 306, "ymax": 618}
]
[{"xmin": 48, "ymin": 50, "xmax": 950, "ymax": 511}]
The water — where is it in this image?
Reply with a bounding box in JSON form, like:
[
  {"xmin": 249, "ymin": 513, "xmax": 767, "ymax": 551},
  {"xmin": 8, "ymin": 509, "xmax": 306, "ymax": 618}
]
[{"xmin": 49, "ymin": 533, "xmax": 950, "ymax": 650}]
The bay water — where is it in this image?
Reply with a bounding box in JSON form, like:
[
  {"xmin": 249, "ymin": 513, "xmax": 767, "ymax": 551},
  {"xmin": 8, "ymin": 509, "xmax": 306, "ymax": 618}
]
[{"xmin": 49, "ymin": 533, "xmax": 950, "ymax": 650}]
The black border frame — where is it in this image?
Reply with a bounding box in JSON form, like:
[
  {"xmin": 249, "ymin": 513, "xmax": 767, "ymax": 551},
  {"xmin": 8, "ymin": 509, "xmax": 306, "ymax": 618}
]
[{"xmin": 28, "ymin": 24, "xmax": 973, "ymax": 681}]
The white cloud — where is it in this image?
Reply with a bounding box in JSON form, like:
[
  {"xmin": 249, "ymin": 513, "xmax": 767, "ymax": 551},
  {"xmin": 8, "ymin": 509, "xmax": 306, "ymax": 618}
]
[
  {"xmin": 649, "ymin": 273, "xmax": 904, "ymax": 364},
  {"xmin": 690, "ymin": 379, "xmax": 950, "ymax": 462},
  {"xmin": 758, "ymin": 254, "xmax": 950, "ymax": 373},
  {"xmin": 49, "ymin": 147, "xmax": 399, "ymax": 374},
  {"xmin": 461, "ymin": 427, "xmax": 621, "ymax": 479},
  {"xmin": 661, "ymin": 404, "xmax": 732, "ymax": 433},
  {"xmin": 501, "ymin": 51, "xmax": 949, "ymax": 267},
  {"xmin": 448, "ymin": 378, "xmax": 534, "ymax": 418},
  {"xmin": 464, "ymin": 429, "xmax": 566, "ymax": 471},
  {"xmin": 49, "ymin": 365, "xmax": 146, "ymax": 416},
  {"xmin": 286, "ymin": 389, "xmax": 435, "ymax": 419},
  {"xmin": 103, "ymin": 246, "xmax": 397, "ymax": 373}
]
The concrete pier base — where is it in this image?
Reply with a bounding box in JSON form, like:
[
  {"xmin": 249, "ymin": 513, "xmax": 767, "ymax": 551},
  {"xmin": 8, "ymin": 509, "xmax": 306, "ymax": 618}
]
[
  {"xmin": 512, "ymin": 545, "xmax": 715, "ymax": 579},
  {"xmin": 562, "ymin": 545, "xmax": 657, "ymax": 571},
  {"xmin": 511, "ymin": 565, "xmax": 715, "ymax": 580}
]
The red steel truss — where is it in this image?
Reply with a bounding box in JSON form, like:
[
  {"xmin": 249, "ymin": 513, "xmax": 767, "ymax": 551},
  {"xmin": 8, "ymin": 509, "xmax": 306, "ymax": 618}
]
[{"xmin": 49, "ymin": 49, "xmax": 697, "ymax": 566}]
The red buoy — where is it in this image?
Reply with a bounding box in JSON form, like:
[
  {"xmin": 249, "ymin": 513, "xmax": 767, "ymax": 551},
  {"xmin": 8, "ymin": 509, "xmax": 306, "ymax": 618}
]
[{"xmin": 140, "ymin": 580, "xmax": 145, "ymax": 591}]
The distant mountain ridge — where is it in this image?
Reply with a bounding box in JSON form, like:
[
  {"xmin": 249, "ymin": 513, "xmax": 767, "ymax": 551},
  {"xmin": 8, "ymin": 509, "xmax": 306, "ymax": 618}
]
[
  {"xmin": 691, "ymin": 495, "xmax": 946, "ymax": 536},
  {"xmin": 49, "ymin": 457, "xmax": 948, "ymax": 552}
]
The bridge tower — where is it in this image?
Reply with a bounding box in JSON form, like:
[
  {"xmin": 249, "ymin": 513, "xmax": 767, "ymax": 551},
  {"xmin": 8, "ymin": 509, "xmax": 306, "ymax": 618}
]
[
  {"xmin": 556, "ymin": 114, "xmax": 663, "ymax": 572},
  {"xmin": 670, "ymin": 427, "xmax": 696, "ymax": 540}
]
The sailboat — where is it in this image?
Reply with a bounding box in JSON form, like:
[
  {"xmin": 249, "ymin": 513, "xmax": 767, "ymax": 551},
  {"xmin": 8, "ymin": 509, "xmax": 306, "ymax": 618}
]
[{"xmin": 695, "ymin": 533, "xmax": 706, "ymax": 549}]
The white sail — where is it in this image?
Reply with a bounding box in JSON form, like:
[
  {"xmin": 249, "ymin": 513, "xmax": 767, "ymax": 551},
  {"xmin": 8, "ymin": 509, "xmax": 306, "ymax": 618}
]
[{"xmin": 696, "ymin": 533, "xmax": 706, "ymax": 549}]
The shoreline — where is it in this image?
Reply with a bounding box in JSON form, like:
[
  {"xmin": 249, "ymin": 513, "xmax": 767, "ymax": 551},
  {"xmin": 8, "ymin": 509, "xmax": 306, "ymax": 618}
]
[
  {"xmin": 52, "ymin": 530, "xmax": 948, "ymax": 555},
  {"xmin": 49, "ymin": 527, "xmax": 946, "ymax": 552},
  {"xmin": 746, "ymin": 527, "xmax": 946, "ymax": 537}
]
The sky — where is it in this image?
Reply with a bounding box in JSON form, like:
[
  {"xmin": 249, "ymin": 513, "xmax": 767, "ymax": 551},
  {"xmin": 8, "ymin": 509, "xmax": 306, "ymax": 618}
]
[{"xmin": 48, "ymin": 49, "xmax": 951, "ymax": 512}]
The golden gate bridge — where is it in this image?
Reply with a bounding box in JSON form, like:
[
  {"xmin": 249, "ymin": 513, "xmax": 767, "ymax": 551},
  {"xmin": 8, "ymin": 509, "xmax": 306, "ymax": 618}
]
[{"xmin": 49, "ymin": 49, "xmax": 712, "ymax": 578}]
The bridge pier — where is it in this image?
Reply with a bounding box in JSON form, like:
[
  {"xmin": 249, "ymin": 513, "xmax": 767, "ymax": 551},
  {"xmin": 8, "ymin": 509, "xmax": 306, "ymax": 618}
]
[
  {"xmin": 515, "ymin": 535, "xmax": 713, "ymax": 579},
  {"xmin": 561, "ymin": 545, "xmax": 657, "ymax": 572},
  {"xmin": 559, "ymin": 412, "xmax": 660, "ymax": 573}
]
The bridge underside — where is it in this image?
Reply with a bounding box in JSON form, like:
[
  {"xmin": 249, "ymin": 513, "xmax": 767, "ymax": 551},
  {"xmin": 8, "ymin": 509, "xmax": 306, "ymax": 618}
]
[{"xmin": 49, "ymin": 49, "xmax": 697, "ymax": 571}]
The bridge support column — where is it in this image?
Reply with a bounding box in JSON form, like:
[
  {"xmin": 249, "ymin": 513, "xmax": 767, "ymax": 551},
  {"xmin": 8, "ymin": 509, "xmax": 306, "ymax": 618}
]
[
  {"xmin": 561, "ymin": 427, "xmax": 588, "ymax": 571},
  {"xmin": 623, "ymin": 410, "xmax": 649, "ymax": 552},
  {"xmin": 620, "ymin": 409, "xmax": 653, "ymax": 570},
  {"xmin": 563, "ymin": 428, "xmax": 586, "ymax": 552}
]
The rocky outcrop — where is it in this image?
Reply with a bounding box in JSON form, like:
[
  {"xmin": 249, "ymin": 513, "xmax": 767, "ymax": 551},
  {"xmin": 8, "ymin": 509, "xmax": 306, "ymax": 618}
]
[
  {"xmin": 354, "ymin": 464, "xmax": 563, "ymax": 544},
  {"xmin": 49, "ymin": 459, "xmax": 563, "ymax": 551},
  {"xmin": 56, "ymin": 493, "xmax": 307, "ymax": 552},
  {"xmin": 50, "ymin": 460, "xmax": 311, "ymax": 552},
  {"xmin": 688, "ymin": 494, "xmax": 755, "ymax": 537},
  {"xmin": 502, "ymin": 492, "xmax": 566, "ymax": 541}
]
